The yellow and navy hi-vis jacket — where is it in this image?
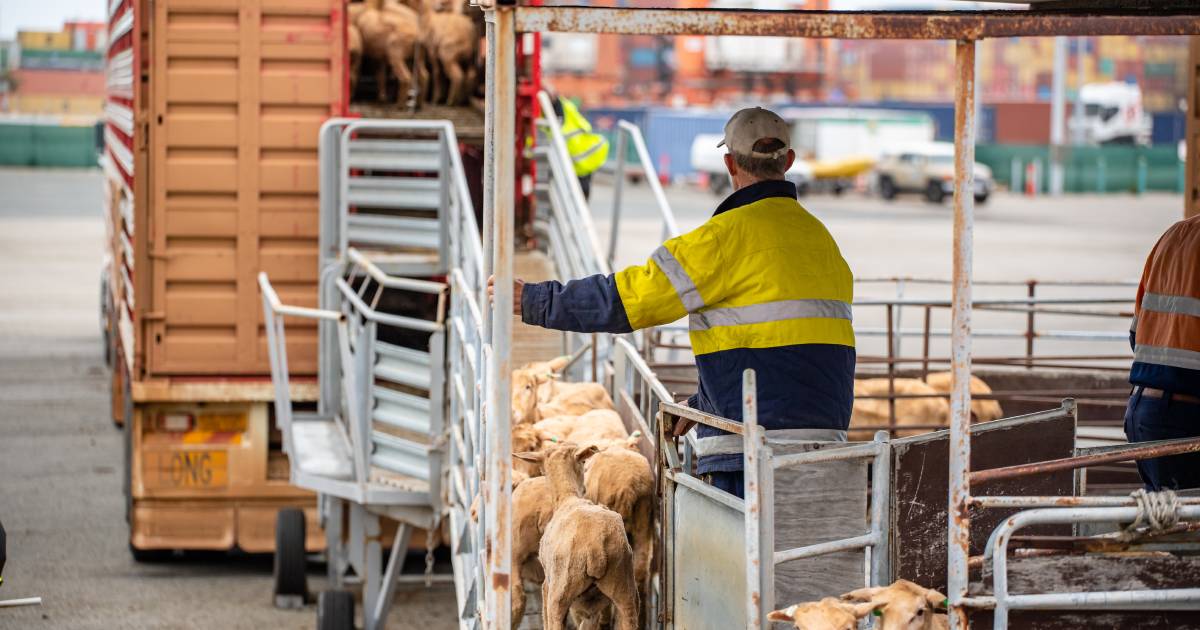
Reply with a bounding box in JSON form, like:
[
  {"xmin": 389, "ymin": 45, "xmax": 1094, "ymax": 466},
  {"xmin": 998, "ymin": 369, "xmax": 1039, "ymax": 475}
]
[
  {"xmin": 559, "ymin": 98, "xmax": 609, "ymax": 178},
  {"xmin": 522, "ymin": 179, "xmax": 856, "ymax": 473}
]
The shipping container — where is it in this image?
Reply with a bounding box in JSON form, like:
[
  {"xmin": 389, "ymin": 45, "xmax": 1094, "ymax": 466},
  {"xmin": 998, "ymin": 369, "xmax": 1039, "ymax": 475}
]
[
  {"xmin": 18, "ymin": 49, "xmax": 105, "ymax": 72},
  {"xmin": 101, "ymin": 0, "xmax": 345, "ymax": 556},
  {"xmin": 17, "ymin": 30, "xmax": 72, "ymax": 51},
  {"xmin": 991, "ymin": 101, "xmax": 1057, "ymax": 144},
  {"xmin": 64, "ymin": 21, "xmax": 108, "ymax": 52},
  {"xmin": 9, "ymin": 94, "xmax": 104, "ymax": 116},
  {"xmin": 12, "ymin": 68, "xmax": 105, "ymax": 96}
]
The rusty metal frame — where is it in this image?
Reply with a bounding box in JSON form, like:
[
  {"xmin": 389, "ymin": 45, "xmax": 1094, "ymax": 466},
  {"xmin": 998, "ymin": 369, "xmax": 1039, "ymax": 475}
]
[
  {"xmin": 514, "ymin": 7, "xmax": 1200, "ymax": 39},
  {"xmin": 481, "ymin": 5, "xmax": 1200, "ymax": 629}
]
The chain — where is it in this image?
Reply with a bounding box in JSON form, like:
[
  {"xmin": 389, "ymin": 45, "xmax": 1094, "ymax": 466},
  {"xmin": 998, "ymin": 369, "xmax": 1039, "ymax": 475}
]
[{"xmin": 425, "ymin": 517, "xmax": 439, "ymax": 587}]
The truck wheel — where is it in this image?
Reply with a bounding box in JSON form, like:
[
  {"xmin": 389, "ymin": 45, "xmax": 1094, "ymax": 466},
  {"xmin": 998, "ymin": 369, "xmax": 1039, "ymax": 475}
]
[
  {"xmin": 879, "ymin": 176, "xmax": 897, "ymax": 200},
  {"xmin": 925, "ymin": 181, "xmax": 945, "ymax": 204},
  {"xmin": 708, "ymin": 173, "xmax": 730, "ymax": 196},
  {"xmin": 318, "ymin": 590, "xmax": 356, "ymax": 630},
  {"xmin": 274, "ymin": 508, "xmax": 310, "ymax": 608},
  {"xmin": 974, "ymin": 193, "xmax": 989, "ymax": 205}
]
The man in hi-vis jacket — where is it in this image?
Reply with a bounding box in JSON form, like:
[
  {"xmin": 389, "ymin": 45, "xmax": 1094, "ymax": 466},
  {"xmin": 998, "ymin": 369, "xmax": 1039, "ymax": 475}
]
[{"xmin": 493, "ymin": 107, "xmax": 855, "ymax": 498}]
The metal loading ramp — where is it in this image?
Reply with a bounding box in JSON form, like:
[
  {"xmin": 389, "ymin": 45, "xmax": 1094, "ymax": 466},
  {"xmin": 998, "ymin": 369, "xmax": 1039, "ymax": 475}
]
[{"xmin": 260, "ymin": 111, "xmax": 680, "ymax": 629}]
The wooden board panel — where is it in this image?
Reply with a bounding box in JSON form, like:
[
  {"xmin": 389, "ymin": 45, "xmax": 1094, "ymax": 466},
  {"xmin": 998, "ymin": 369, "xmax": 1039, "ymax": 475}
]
[
  {"xmin": 147, "ymin": 0, "xmax": 342, "ymax": 376},
  {"xmin": 512, "ymin": 250, "xmax": 566, "ymax": 368},
  {"xmin": 890, "ymin": 410, "xmax": 1076, "ymax": 592},
  {"xmin": 772, "ymin": 451, "xmax": 869, "ymax": 607}
]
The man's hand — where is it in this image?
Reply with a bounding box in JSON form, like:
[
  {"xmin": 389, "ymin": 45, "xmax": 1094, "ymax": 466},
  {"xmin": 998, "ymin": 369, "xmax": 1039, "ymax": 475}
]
[
  {"xmin": 486, "ymin": 275, "xmax": 524, "ymax": 316},
  {"xmin": 671, "ymin": 418, "xmax": 696, "ymax": 438}
]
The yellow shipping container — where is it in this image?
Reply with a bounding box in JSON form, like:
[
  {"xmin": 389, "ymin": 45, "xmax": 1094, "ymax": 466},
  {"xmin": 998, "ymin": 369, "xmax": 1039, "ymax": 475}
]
[
  {"xmin": 11, "ymin": 94, "xmax": 104, "ymax": 116},
  {"xmin": 17, "ymin": 30, "xmax": 71, "ymax": 51}
]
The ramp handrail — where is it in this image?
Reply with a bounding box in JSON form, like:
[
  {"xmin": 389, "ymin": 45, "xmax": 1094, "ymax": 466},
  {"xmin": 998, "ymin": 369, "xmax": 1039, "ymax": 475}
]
[
  {"xmin": 535, "ymin": 89, "xmax": 611, "ymax": 277},
  {"xmin": 608, "ymin": 119, "xmax": 681, "ymax": 268}
]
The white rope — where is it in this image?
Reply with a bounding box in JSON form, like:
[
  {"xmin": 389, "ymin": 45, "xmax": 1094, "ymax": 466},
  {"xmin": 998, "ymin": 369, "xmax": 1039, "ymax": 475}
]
[{"xmin": 1118, "ymin": 488, "xmax": 1180, "ymax": 541}]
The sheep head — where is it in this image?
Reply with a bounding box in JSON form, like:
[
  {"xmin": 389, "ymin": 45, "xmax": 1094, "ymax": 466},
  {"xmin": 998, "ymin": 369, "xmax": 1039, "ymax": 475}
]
[
  {"xmin": 766, "ymin": 598, "xmax": 875, "ymax": 630},
  {"xmin": 511, "ymin": 356, "xmax": 570, "ymax": 424},
  {"xmin": 515, "ymin": 441, "xmax": 599, "ymax": 505},
  {"xmin": 841, "ymin": 580, "xmax": 948, "ymax": 630},
  {"xmin": 511, "ymin": 423, "xmax": 544, "ymax": 477}
]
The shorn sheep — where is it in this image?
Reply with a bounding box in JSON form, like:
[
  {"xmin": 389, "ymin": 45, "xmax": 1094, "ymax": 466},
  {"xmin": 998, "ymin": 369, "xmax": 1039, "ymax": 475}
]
[
  {"xmin": 514, "ymin": 443, "xmax": 639, "ymax": 630},
  {"xmin": 841, "ymin": 580, "xmax": 950, "ymax": 630},
  {"xmin": 767, "ymin": 598, "xmax": 876, "ymax": 630}
]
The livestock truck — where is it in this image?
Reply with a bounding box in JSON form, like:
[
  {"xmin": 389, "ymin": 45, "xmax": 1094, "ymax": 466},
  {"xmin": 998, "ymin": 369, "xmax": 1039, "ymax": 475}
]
[{"xmin": 100, "ymin": 0, "xmax": 537, "ymax": 559}]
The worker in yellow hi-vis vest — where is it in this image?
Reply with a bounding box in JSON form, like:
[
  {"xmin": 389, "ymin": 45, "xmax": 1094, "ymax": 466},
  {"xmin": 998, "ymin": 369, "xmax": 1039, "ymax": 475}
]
[{"xmin": 552, "ymin": 95, "xmax": 609, "ymax": 200}]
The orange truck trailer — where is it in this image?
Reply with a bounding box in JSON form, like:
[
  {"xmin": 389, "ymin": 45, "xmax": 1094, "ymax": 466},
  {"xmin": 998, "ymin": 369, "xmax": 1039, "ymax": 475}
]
[{"xmin": 101, "ymin": 0, "xmax": 346, "ymax": 557}]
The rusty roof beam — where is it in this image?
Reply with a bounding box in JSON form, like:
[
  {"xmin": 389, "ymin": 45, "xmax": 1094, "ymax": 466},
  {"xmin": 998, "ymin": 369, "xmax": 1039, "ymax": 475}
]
[{"xmin": 515, "ymin": 7, "xmax": 1200, "ymax": 39}]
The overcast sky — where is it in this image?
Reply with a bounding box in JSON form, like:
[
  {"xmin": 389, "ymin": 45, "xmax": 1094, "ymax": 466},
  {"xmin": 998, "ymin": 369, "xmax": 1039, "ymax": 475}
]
[
  {"xmin": 0, "ymin": 0, "xmax": 105, "ymax": 39},
  {"xmin": 0, "ymin": 0, "xmax": 1025, "ymax": 40}
]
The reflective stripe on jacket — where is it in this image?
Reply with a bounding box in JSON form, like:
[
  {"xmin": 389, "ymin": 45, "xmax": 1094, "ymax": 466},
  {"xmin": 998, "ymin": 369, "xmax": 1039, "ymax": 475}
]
[
  {"xmin": 1130, "ymin": 214, "xmax": 1200, "ymax": 396},
  {"xmin": 521, "ymin": 179, "xmax": 857, "ymax": 474},
  {"xmin": 559, "ymin": 98, "xmax": 609, "ymax": 177}
]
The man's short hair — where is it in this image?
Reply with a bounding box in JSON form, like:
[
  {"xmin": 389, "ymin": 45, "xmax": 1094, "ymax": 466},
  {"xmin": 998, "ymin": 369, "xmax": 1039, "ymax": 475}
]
[{"xmin": 733, "ymin": 138, "xmax": 789, "ymax": 180}]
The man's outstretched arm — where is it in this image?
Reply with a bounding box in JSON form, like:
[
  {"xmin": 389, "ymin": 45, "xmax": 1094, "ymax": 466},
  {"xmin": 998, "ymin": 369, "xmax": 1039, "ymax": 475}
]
[{"xmin": 518, "ymin": 274, "xmax": 634, "ymax": 334}]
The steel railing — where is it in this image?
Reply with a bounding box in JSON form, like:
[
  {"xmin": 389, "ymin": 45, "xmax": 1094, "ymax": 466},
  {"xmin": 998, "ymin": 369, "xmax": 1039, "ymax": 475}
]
[{"xmin": 607, "ymin": 119, "xmax": 682, "ymax": 269}]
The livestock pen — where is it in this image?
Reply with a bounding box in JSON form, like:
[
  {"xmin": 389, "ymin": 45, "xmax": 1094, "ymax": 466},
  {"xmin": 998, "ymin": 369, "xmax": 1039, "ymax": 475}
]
[{"xmin": 477, "ymin": 2, "xmax": 1200, "ymax": 629}]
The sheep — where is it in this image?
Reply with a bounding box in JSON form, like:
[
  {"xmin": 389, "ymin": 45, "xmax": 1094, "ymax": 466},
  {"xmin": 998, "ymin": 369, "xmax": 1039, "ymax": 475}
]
[
  {"xmin": 578, "ymin": 435, "xmax": 653, "ymax": 624},
  {"xmin": 841, "ymin": 580, "xmax": 949, "ymax": 630},
  {"xmin": 355, "ymin": 0, "xmax": 424, "ymax": 105},
  {"xmin": 413, "ymin": 0, "xmax": 478, "ymax": 106},
  {"xmin": 850, "ymin": 378, "xmax": 951, "ymax": 439},
  {"xmin": 534, "ymin": 409, "xmax": 630, "ymax": 452},
  {"xmin": 513, "ymin": 443, "xmax": 639, "ymax": 630},
  {"xmin": 767, "ymin": 598, "xmax": 877, "ymax": 630},
  {"xmin": 511, "ymin": 356, "xmax": 571, "ymax": 424},
  {"xmin": 923, "ymin": 371, "xmax": 1004, "ymax": 423},
  {"xmin": 510, "ymin": 474, "xmax": 555, "ymax": 623},
  {"xmin": 537, "ymin": 381, "xmax": 616, "ymax": 420},
  {"xmin": 348, "ymin": 23, "xmax": 364, "ymax": 95},
  {"xmin": 512, "ymin": 422, "xmax": 544, "ymax": 479}
]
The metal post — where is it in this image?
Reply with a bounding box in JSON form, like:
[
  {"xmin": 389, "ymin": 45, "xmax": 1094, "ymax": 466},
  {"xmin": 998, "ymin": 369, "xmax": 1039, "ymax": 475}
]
[
  {"xmin": 484, "ymin": 5, "xmax": 516, "ymax": 627},
  {"xmin": 609, "ymin": 129, "xmax": 628, "ymax": 269},
  {"xmin": 1050, "ymin": 36, "xmax": 1066, "ymax": 196},
  {"xmin": 921, "ymin": 305, "xmax": 933, "ymax": 380},
  {"xmin": 948, "ymin": 39, "xmax": 977, "ymax": 630},
  {"xmin": 741, "ymin": 369, "xmax": 771, "ymax": 629},
  {"xmin": 1025, "ymin": 280, "xmax": 1036, "ymax": 369},
  {"xmin": 886, "ymin": 303, "xmax": 897, "ymax": 431},
  {"xmin": 869, "ymin": 431, "xmax": 891, "ymax": 586}
]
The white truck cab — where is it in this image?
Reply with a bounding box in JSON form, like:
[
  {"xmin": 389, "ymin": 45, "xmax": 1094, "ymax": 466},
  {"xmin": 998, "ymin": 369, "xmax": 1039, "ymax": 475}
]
[{"xmin": 1069, "ymin": 82, "xmax": 1153, "ymax": 146}]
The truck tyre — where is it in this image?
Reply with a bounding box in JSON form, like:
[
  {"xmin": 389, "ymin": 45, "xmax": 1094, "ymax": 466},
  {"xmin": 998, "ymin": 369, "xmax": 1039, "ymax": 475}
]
[
  {"xmin": 318, "ymin": 589, "xmax": 355, "ymax": 630},
  {"xmin": 974, "ymin": 192, "xmax": 989, "ymax": 205},
  {"xmin": 274, "ymin": 508, "xmax": 310, "ymax": 607},
  {"xmin": 101, "ymin": 269, "xmax": 112, "ymax": 367},
  {"xmin": 879, "ymin": 176, "xmax": 897, "ymax": 200},
  {"xmin": 925, "ymin": 180, "xmax": 945, "ymax": 204},
  {"xmin": 708, "ymin": 173, "xmax": 730, "ymax": 196}
]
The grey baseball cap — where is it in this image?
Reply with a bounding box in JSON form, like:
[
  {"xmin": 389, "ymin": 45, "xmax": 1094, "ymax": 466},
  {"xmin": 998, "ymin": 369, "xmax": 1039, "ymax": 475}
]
[{"xmin": 718, "ymin": 107, "xmax": 791, "ymax": 159}]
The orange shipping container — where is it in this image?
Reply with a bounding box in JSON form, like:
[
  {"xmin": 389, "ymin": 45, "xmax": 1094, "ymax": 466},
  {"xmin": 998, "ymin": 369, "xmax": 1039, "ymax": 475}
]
[
  {"xmin": 134, "ymin": 0, "xmax": 344, "ymax": 377},
  {"xmin": 12, "ymin": 69, "xmax": 105, "ymax": 96}
]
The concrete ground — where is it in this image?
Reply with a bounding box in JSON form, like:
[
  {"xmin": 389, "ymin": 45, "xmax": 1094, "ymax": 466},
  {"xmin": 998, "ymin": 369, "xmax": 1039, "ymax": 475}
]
[
  {"xmin": 0, "ymin": 167, "xmax": 1188, "ymax": 628},
  {"xmin": 0, "ymin": 169, "xmax": 457, "ymax": 630}
]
